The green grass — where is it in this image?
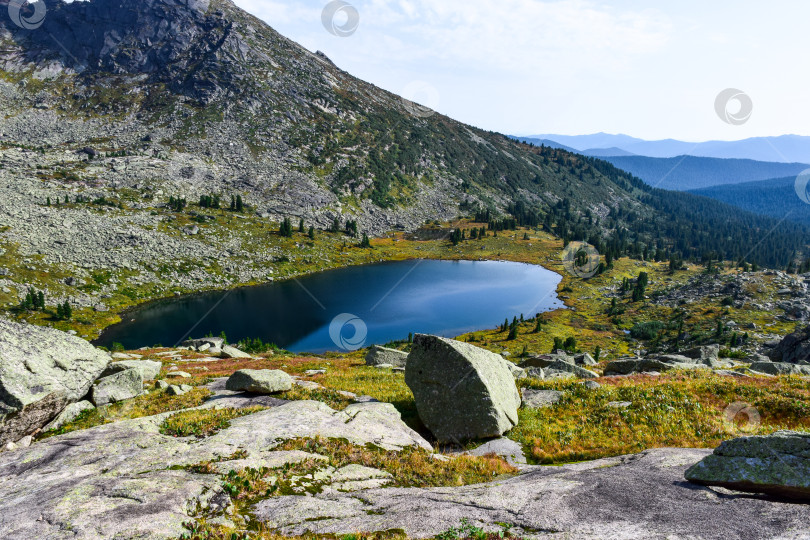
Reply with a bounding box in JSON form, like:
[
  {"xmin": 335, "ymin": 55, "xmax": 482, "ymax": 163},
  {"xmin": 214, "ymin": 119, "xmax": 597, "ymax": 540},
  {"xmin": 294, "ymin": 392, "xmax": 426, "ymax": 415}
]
[
  {"xmin": 160, "ymin": 406, "xmax": 266, "ymax": 438},
  {"xmin": 38, "ymin": 387, "xmax": 211, "ymax": 439},
  {"xmin": 511, "ymin": 371, "xmax": 810, "ymax": 464}
]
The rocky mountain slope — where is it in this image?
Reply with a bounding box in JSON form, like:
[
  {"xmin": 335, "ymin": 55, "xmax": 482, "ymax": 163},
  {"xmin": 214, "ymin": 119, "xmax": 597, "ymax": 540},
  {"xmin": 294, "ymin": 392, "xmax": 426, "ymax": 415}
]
[{"xmin": 0, "ymin": 0, "xmax": 806, "ymax": 331}]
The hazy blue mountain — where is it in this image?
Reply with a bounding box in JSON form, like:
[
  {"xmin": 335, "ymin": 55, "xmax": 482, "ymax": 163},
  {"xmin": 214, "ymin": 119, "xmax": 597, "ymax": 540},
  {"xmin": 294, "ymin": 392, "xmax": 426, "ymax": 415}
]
[
  {"xmin": 528, "ymin": 133, "xmax": 810, "ymax": 163},
  {"xmin": 689, "ymin": 176, "xmax": 810, "ymax": 226},
  {"xmin": 598, "ymin": 155, "xmax": 810, "ymax": 191},
  {"xmin": 525, "ymin": 133, "xmax": 644, "ymax": 150},
  {"xmin": 511, "ymin": 137, "xmax": 578, "ymax": 153},
  {"xmin": 583, "ymin": 147, "xmax": 637, "ymax": 157}
]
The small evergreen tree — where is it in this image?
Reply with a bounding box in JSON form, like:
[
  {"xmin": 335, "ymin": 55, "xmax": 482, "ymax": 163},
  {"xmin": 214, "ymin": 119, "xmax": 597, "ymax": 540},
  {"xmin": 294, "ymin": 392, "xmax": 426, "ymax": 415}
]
[
  {"xmin": 236, "ymin": 195, "xmax": 244, "ymax": 212},
  {"xmin": 280, "ymin": 217, "xmax": 293, "ymax": 237},
  {"xmin": 308, "ymin": 226, "xmax": 315, "ymax": 240},
  {"xmin": 359, "ymin": 233, "xmax": 371, "ymax": 248},
  {"xmin": 507, "ymin": 325, "xmax": 518, "ymax": 340},
  {"xmin": 298, "ymin": 218, "xmax": 305, "ymax": 233}
]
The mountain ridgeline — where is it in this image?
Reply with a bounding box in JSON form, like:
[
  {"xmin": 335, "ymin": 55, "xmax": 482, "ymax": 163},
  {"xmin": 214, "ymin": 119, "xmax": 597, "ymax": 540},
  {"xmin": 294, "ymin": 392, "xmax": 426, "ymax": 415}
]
[{"xmin": 0, "ymin": 0, "xmax": 806, "ymax": 269}]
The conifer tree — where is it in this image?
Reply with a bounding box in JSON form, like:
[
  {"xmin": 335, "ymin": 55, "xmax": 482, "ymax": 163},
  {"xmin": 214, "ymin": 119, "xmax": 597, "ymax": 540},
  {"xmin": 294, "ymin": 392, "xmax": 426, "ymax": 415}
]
[{"xmin": 308, "ymin": 226, "xmax": 315, "ymax": 240}]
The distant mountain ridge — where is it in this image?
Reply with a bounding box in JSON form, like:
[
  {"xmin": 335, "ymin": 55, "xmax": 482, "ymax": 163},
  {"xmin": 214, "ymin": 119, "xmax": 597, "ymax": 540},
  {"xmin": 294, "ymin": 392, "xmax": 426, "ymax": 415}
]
[
  {"xmin": 597, "ymin": 155, "xmax": 810, "ymax": 191},
  {"xmin": 524, "ymin": 132, "xmax": 810, "ymax": 163},
  {"xmin": 690, "ymin": 176, "xmax": 810, "ymax": 227}
]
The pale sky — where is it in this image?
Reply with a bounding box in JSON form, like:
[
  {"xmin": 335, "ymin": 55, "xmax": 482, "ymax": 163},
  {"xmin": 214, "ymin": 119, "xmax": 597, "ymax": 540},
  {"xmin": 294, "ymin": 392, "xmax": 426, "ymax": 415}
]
[{"xmin": 232, "ymin": 0, "xmax": 810, "ymax": 141}]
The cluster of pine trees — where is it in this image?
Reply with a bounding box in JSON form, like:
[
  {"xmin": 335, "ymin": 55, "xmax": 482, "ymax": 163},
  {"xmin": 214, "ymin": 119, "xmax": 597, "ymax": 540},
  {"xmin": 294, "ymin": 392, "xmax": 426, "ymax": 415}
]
[
  {"xmin": 18, "ymin": 287, "xmax": 71, "ymax": 319},
  {"xmin": 20, "ymin": 287, "xmax": 45, "ymax": 311},
  {"xmin": 168, "ymin": 196, "xmax": 187, "ymax": 212}
]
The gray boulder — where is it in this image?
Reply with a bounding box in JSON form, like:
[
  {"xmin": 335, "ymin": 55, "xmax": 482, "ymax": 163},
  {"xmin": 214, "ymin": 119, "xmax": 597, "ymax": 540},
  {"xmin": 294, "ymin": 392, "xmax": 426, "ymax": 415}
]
[
  {"xmin": 519, "ymin": 351, "xmax": 572, "ymax": 369},
  {"xmin": 574, "ymin": 353, "xmax": 597, "ymax": 366},
  {"xmin": 749, "ymin": 362, "xmax": 810, "ymax": 376},
  {"xmin": 0, "ymin": 319, "xmax": 110, "ymax": 445},
  {"xmin": 91, "ymin": 368, "xmax": 143, "ymax": 406},
  {"xmin": 226, "ymin": 369, "xmax": 293, "ymax": 394},
  {"xmin": 221, "ymin": 345, "xmax": 252, "ymax": 359},
  {"xmin": 769, "ymin": 326, "xmax": 810, "ymax": 363},
  {"xmin": 544, "ymin": 360, "xmax": 597, "ymax": 379},
  {"xmin": 101, "ymin": 359, "xmax": 162, "ymax": 381},
  {"xmin": 604, "ymin": 357, "xmax": 708, "ymax": 376},
  {"xmin": 521, "ymin": 389, "xmax": 563, "ymax": 409},
  {"xmin": 365, "ymin": 345, "xmax": 408, "ymax": 368},
  {"xmin": 465, "ymin": 437, "xmax": 526, "ymax": 466},
  {"xmin": 686, "ymin": 431, "xmax": 810, "ymax": 500},
  {"xmin": 43, "ymin": 400, "xmax": 95, "ymax": 431},
  {"xmin": 524, "ymin": 367, "xmax": 545, "ymax": 379},
  {"xmin": 405, "ymin": 335, "xmax": 520, "ymax": 443},
  {"xmin": 183, "ymin": 337, "xmax": 225, "ymax": 349},
  {"xmin": 679, "ymin": 344, "xmax": 720, "ymax": 363}
]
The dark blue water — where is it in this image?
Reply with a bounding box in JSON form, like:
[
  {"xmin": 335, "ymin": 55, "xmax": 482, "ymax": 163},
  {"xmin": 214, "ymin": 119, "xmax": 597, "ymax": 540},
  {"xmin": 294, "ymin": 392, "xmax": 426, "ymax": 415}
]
[{"xmin": 96, "ymin": 260, "xmax": 563, "ymax": 353}]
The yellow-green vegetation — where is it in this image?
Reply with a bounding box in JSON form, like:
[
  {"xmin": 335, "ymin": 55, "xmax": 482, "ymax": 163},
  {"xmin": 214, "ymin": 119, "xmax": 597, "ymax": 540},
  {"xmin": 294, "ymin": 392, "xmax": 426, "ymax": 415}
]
[
  {"xmin": 179, "ymin": 522, "xmax": 408, "ymax": 540},
  {"xmin": 160, "ymin": 406, "xmax": 265, "ymax": 438},
  {"xmin": 511, "ymin": 371, "xmax": 810, "ymax": 464},
  {"xmin": 38, "ymin": 387, "xmax": 211, "ymax": 440},
  {"xmin": 276, "ymin": 437, "xmax": 517, "ymax": 488}
]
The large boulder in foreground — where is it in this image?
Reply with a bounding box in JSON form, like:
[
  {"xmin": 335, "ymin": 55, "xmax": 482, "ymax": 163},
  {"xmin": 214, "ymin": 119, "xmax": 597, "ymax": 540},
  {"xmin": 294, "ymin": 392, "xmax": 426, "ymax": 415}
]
[
  {"xmin": 405, "ymin": 335, "xmax": 520, "ymax": 443},
  {"xmin": 226, "ymin": 369, "xmax": 293, "ymax": 394},
  {"xmin": 365, "ymin": 345, "xmax": 408, "ymax": 367},
  {"xmin": 769, "ymin": 326, "xmax": 810, "ymax": 363},
  {"xmin": 0, "ymin": 319, "xmax": 110, "ymax": 445},
  {"xmin": 685, "ymin": 431, "xmax": 810, "ymax": 500}
]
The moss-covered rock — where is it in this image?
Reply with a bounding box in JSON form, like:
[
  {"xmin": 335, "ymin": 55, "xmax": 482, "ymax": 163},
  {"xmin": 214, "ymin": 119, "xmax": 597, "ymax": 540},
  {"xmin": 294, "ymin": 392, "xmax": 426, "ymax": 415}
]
[{"xmin": 685, "ymin": 431, "xmax": 810, "ymax": 500}]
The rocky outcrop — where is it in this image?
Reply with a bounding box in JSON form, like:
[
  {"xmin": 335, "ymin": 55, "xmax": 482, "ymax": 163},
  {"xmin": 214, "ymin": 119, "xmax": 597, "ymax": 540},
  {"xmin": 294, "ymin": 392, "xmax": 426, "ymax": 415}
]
[
  {"xmin": 685, "ymin": 431, "xmax": 810, "ymax": 500},
  {"xmin": 0, "ymin": 400, "xmax": 431, "ymax": 539},
  {"xmin": 221, "ymin": 345, "xmax": 252, "ymax": 359},
  {"xmin": 769, "ymin": 325, "xmax": 810, "ymax": 363},
  {"xmin": 101, "ymin": 359, "xmax": 162, "ymax": 381},
  {"xmin": 749, "ymin": 362, "xmax": 810, "ymax": 376},
  {"xmin": 405, "ymin": 335, "xmax": 520, "ymax": 443},
  {"xmin": 226, "ymin": 369, "xmax": 293, "ymax": 394},
  {"xmin": 365, "ymin": 346, "xmax": 408, "ymax": 368},
  {"xmin": 0, "ymin": 319, "xmax": 110, "ymax": 445},
  {"xmin": 521, "ymin": 389, "xmax": 563, "ymax": 409},
  {"xmin": 90, "ymin": 368, "xmax": 143, "ymax": 406},
  {"xmin": 251, "ymin": 448, "xmax": 810, "ymax": 538},
  {"xmin": 604, "ymin": 357, "xmax": 709, "ymax": 376}
]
